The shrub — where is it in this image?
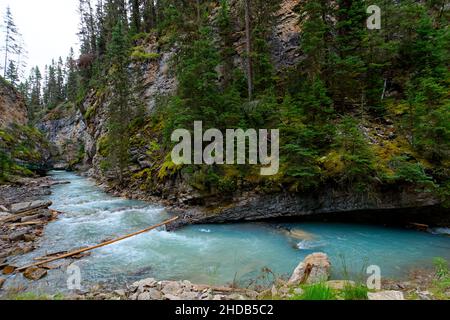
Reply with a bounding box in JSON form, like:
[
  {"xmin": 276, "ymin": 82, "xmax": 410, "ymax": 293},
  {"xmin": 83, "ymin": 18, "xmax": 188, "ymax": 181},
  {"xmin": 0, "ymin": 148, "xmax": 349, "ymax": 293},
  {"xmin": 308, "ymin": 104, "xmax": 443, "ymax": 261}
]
[
  {"xmin": 131, "ymin": 46, "xmax": 160, "ymax": 62},
  {"xmin": 297, "ymin": 283, "xmax": 336, "ymax": 301},
  {"xmin": 342, "ymin": 284, "xmax": 369, "ymax": 300}
]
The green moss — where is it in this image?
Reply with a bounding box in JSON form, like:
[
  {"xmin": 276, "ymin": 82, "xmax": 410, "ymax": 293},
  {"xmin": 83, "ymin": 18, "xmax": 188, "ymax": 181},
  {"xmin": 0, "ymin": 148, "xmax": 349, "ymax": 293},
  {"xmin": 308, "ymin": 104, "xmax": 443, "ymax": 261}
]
[
  {"xmin": 97, "ymin": 135, "xmax": 110, "ymax": 158},
  {"xmin": 131, "ymin": 46, "xmax": 160, "ymax": 62},
  {"xmin": 158, "ymin": 155, "xmax": 182, "ymax": 180},
  {"xmin": 84, "ymin": 105, "xmax": 97, "ymax": 121},
  {"xmin": 131, "ymin": 32, "xmax": 150, "ymax": 42}
]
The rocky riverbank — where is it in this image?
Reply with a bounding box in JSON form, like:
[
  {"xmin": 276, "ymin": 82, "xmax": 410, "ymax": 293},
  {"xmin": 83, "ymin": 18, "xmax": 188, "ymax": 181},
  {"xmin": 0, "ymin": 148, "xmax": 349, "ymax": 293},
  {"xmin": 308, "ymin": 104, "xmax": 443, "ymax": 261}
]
[
  {"xmin": 0, "ymin": 177, "xmax": 68, "ymax": 288},
  {"xmin": 29, "ymin": 252, "xmax": 447, "ymax": 301}
]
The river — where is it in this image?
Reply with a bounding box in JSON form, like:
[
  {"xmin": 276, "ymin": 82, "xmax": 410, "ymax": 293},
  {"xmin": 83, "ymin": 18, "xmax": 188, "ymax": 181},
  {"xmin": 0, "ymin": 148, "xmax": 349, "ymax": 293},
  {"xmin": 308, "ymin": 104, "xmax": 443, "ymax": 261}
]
[{"xmin": 3, "ymin": 171, "xmax": 450, "ymax": 295}]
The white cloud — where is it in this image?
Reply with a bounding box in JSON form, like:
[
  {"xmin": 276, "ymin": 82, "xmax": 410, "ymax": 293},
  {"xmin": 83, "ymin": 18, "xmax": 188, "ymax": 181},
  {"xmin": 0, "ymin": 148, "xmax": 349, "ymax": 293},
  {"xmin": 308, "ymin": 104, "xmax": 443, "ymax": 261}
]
[{"xmin": 0, "ymin": 0, "xmax": 79, "ymax": 77}]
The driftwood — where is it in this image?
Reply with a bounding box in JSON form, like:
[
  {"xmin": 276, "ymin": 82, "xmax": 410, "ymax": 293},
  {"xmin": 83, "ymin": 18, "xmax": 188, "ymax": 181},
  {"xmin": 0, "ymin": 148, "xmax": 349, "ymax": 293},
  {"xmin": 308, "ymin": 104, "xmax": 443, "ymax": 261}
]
[
  {"xmin": 0, "ymin": 203, "xmax": 51, "ymax": 224},
  {"xmin": 8, "ymin": 220, "xmax": 46, "ymax": 228},
  {"xmin": 17, "ymin": 216, "xmax": 179, "ymax": 272},
  {"xmin": 0, "ymin": 211, "xmax": 39, "ymax": 224}
]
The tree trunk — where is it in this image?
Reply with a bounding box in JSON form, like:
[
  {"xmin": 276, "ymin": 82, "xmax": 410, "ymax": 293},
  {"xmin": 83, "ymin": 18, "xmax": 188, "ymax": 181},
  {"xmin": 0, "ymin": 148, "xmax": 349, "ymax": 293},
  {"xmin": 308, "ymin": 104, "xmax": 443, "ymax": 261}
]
[{"xmin": 244, "ymin": 0, "xmax": 253, "ymax": 100}]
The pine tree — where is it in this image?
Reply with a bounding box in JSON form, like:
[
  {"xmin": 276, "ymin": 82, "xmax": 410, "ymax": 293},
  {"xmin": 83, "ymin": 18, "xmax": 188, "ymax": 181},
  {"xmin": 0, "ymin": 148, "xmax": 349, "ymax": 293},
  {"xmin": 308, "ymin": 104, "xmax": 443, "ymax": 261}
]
[
  {"xmin": 56, "ymin": 57, "xmax": 66, "ymax": 102},
  {"xmin": 5, "ymin": 59, "xmax": 18, "ymax": 86},
  {"xmin": 142, "ymin": 0, "xmax": 156, "ymax": 32},
  {"xmin": 330, "ymin": 0, "xmax": 368, "ymax": 110},
  {"xmin": 2, "ymin": 6, "xmax": 22, "ymax": 78},
  {"xmin": 106, "ymin": 22, "xmax": 132, "ymax": 184},
  {"xmin": 28, "ymin": 66, "xmax": 42, "ymax": 121},
  {"xmin": 244, "ymin": 0, "xmax": 253, "ymax": 100},
  {"xmin": 66, "ymin": 48, "xmax": 79, "ymax": 102},
  {"xmin": 129, "ymin": 0, "xmax": 142, "ymax": 34}
]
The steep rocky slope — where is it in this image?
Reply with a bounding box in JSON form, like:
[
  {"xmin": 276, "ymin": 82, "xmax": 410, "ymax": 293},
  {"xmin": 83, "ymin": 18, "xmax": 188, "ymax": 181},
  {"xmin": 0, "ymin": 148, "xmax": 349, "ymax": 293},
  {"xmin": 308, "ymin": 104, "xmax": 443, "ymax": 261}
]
[
  {"xmin": 38, "ymin": 103, "xmax": 93, "ymax": 170},
  {"xmin": 0, "ymin": 78, "xmax": 28, "ymax": 128},
  {"xmin": 0, "ymin": 78, "xmax": 51, "ymax": 180},
  {"xmin": 39, "ymin": 0, "xmax": 449, "ymax": 225}
]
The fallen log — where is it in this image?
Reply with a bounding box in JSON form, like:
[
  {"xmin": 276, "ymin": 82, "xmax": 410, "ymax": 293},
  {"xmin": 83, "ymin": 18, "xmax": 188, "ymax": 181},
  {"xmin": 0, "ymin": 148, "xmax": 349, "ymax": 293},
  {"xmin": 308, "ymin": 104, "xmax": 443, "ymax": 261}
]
[
  {"xmin": 17, "ymin": 216, "xmax": 179, "ymax": 272},
  {"xmin": 0, "ymin": 204, "xmax": 52, "ymax": 224},
  {"xmin": 0, "ymin": 211, "xmax": 40, "ymax": 224},
  {"xmin": 8, "ymin": 220, "xmax": 46, "ymax": 228}
]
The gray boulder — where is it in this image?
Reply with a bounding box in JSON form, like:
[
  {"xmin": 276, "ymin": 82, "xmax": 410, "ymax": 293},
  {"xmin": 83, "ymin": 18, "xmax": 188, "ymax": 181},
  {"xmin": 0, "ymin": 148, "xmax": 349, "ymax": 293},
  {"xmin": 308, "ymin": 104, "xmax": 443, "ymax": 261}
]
[{"xmin": 288, "ymin": 253, "xmax": 331, "ymax": 285}]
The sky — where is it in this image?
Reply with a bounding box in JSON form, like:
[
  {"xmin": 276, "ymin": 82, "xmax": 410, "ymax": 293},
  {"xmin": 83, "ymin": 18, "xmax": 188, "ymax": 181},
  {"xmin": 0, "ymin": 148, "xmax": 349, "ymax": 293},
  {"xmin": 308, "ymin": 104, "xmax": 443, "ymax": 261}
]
[{"xmin": 0, "ymin": 0, "xmax": 80, "ymax": 78}]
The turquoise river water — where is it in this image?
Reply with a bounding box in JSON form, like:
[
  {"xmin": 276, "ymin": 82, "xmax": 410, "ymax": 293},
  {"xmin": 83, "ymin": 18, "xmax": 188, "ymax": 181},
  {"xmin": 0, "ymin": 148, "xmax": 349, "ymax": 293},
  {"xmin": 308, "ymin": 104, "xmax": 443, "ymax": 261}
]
[{"xmin": 3, "ymin": 171, "xmax": 450, "ymax": 294}]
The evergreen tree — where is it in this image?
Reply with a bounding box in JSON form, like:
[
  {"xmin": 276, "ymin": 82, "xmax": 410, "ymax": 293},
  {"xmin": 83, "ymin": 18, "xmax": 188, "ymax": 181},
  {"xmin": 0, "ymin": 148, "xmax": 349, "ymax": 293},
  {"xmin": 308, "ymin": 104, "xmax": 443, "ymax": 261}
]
[
  {"xmin": 129, "ymin": 0, "xmax": 142, "ymax": 34},
  {"xmin": 56, "ymin": 56, "xmax": 66, "ymax": 102},
  {"xmin": 142, "ymin": 0, "xmax": 156, "ymax": 32},
  {"xmin": 28, "ymin": 66, "xmax": 42, "ymax": 120},
  {"xmin": 5, "ymin": 59, "xmax": 18, "ymax": 86},
  {"xmin": 66, "ymin": 48, "xmax": 79, "ymax": 102},
  {"xmin": 2, "ymin": 6, "xmax": 23, "ymax": 78},
  {"xmin": 105, "ymin": 22, "xmax": 132, "ymax": 184}
]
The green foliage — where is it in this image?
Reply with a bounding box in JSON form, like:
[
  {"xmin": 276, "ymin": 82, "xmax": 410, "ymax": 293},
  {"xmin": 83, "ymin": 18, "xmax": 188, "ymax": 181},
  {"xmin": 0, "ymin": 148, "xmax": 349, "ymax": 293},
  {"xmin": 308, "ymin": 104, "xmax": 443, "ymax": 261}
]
[
  {"xmin": 388, "ymin": 156, "xmax": 434, "ymax": 187},
  {"xmin": 334, "ymin": 118, "xmax": 377, "ymax": 191},
  {"xmin": 131, "ymin": 45, "xmax": 160, "ymax": 62},
  {"xmin": 342, "ymin": 284, "xmax": 369, "ymax": 301},
  {"xmin": 434, "ymin": 257, "xmax": 449, "ymax": 280},
  {"xmin": 51, "ymin": 0, "xmax": 449, "ymax": 200},
  {"xmin": 0, "ymin": 149, "xmax": 13, "ymax": 182},
  {"xmin": 432, "ymin": 258, "xmax": 450, "ymax": 299},
  {"xmin": 0, "ymin": 125, "xmax": 49, "ymax": 182},
  {"xmin": 295, "ymin": 283, "xmax": 336, "ymax": 301},
  {"xmin": 104, "ymin": 22, "xmax": 133, "ymax": 184},
  {"xmin": 5, "ymin": 291, "xmax": 65, "ymax": 301}
]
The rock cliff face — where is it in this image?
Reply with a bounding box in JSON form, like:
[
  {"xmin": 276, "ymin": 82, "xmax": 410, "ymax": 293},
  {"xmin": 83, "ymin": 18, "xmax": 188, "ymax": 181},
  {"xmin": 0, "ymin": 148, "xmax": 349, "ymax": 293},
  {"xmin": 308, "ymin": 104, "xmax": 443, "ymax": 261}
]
[
  {"xmin": 0, "ymin": 78, "xmax": 28, "ymax": 128},
  {"xmin": 170, "ymin": 186, "xmax": 448, "ymax": 229},
  {"xmin": 38, "ymin": 104, "xmax": 94, "ymax": 170},
  {"xmin": 0, "ymin": 79, "xmax": 51, "ymax": 176},
  {"xmin": 38, "ymin": 0, "xmax": 448, "ymax": 225}
]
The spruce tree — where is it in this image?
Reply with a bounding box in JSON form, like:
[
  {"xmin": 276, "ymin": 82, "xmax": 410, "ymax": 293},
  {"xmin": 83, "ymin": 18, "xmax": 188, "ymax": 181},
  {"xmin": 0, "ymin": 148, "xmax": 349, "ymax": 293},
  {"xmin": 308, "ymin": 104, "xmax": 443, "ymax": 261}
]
[
  {"xmin": 2, "ymin": 6, "xmax": 22, "ymax": 77},
  {"xmin": 66, "ymin": 48, "xmax": 79, "ymax": 102},
  {"xmin": 5, "ymin": 60, "xmax": 18, "ymax": 86},
  {"xmin": 106, "ymin": 22, "xmax": 132, "ymax": 184}
]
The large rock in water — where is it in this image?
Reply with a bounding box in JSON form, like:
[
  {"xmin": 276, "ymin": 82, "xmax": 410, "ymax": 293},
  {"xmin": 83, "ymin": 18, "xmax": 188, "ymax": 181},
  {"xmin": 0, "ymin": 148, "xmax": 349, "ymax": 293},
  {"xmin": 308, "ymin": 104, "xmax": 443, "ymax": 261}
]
[{"xmin": 288, "ymin": 253, "xmax": 331, "ymax": 285}]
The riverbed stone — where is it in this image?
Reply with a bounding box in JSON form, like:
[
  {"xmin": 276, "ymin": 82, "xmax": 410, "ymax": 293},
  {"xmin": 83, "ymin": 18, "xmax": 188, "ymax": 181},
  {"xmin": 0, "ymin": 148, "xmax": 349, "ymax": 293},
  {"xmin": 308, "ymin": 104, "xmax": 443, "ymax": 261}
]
[
  {"xmin": 326, "ymin": 280, "xmax": 356, "ymax": 290},
  {"xmin": 161, "ymin": 281, "xmax": 183, "ymax": 295},
  {"xmin": 164, "ymin": 293, "xmax": 182, "ymax": 300},
  {"xmin": 2, "ymin": 265, "xmax": 16, "ymax": 275},
  {"xmin": 8, "ymin": 231, "xmax": 27, "ymax": 242},
  {"xmin": 137, "ymin": 288, "xmax": 163, "ymax": 301},
  {"xmin": 21, "ymin": 214, "xmax": 42, "ymax": 223},
  {"xmin": 130, "ymin": 278, "xmax": 157, "ymax": 292},
  {"xmin": 178, "ymin": 291, "xmax": 201, "ymax": 300},
  {"xmin": 288, "ymin": 252, "xmax": 331, "ymax": 285},
  {"xmin": 0, "ymin": 212, "xmax": 11, "ymax": 219},
  {"xmin": 113, "ymin": 289, "xmax": 126, "ymax": 297},
  {"xmin": 23, "ymin": 234, "xmax": 37, "ymax": 242},
  {"xmin": 0, "ymin": 277, "xmax": 5, "ymax": 289},
  {"xmin": 23, "ymin": 267, "xmax": 48, "ymax": 281},
  {"xmin": 368, "ymin": 290, "xmax": 405, "ymax": 300},
  {"xmin": 10, "ymin": 200, "xmax": 52, "ymax": 214}
]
